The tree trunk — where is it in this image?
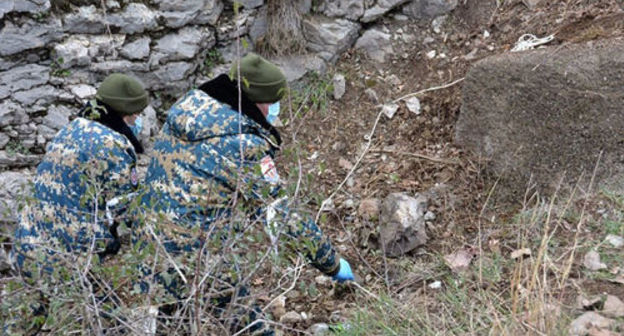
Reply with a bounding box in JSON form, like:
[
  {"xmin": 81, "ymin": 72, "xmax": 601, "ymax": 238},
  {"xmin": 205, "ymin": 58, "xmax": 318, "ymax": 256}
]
[{"xmin": 257, "ymin": 0, "xmax": 306, "ymax": 56}]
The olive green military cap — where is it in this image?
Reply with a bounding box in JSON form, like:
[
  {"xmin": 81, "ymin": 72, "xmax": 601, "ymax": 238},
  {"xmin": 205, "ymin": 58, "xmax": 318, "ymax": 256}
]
[
  {"xmin": 96, "ymin": 73, "xmax": 149, "ymax": 115},
  {"xmin": 230, "ymin": 53, "xmax": 287, "ymax": 103}
]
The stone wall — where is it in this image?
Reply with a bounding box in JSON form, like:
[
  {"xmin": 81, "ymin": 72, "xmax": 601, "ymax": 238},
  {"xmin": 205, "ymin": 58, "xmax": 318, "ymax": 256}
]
[{"xmin": 0, "ymin": 0, "xmax": 457, "ymax": 223}]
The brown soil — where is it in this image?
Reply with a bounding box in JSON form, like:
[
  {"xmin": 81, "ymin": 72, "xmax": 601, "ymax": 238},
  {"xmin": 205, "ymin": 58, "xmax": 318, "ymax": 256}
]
[{"xmin": 273, "ymin": 0, "xmax": 624, "ymax": 332}]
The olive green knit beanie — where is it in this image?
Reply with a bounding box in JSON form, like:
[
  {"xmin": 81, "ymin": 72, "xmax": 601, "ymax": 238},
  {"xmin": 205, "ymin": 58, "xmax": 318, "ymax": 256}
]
[
  {"xmin": 96, "ymin": 73, "xmax": 149, "ymax": 115},
  {"xmin": 230, "ymin": 53, "xmax": 287, "ymax": 103}
]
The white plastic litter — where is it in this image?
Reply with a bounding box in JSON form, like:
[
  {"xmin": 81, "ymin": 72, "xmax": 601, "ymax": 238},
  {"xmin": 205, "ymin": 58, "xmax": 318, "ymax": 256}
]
[{"xmin": 511, "ymin": 34, "xmax": 555, "ymax": 52}]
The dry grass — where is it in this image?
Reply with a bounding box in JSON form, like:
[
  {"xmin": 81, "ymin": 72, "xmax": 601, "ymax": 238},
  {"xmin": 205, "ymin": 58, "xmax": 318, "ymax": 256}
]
[{"xmin": 332, "ymin": 180, "xmax": 624, "ymax": 335}]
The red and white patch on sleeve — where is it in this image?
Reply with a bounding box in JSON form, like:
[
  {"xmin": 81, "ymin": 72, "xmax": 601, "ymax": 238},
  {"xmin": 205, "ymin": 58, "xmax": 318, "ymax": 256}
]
[
  {"xmin": 260, "ymin": 155, "xmax": 280, "ymax": 184},
  {"xmin": 130, "ymin": 167, "xmax": 139, "ymax": 186}
]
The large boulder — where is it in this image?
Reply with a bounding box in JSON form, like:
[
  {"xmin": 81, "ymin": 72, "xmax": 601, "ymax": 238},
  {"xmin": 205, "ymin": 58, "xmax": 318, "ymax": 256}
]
[
  {"xmin": 455, "ymin": 39, "xmax": 624, "ymax": 199},
  {"xmin": 379, "ymin": 193, "xmax": 428, "ymax": 257}
]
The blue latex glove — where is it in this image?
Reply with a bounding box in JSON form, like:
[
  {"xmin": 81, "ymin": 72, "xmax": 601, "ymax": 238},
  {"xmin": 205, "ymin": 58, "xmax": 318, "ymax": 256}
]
[{"xmin": 333, "ymin": 258, "xmax": 355, "ymax": 283}]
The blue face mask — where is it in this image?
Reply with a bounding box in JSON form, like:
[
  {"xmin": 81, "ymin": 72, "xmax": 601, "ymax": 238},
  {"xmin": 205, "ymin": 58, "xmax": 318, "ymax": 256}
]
[
  {"xmin": 129, "ymin": 117, "xmax": 143, "ymax": 137},
  {"xmin": 266, "ymin": 102, "xmax": 280, "ymax": 125}
]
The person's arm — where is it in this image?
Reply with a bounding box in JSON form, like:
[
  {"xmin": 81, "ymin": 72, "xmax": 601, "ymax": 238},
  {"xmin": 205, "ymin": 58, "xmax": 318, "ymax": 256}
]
[
  {"xmin": 233, "ymin": 136, "xmax": 342, "ymax": 276},
  {"xmin": 99, "ymin": 143, "xmax": 141, "ymax": 255}
]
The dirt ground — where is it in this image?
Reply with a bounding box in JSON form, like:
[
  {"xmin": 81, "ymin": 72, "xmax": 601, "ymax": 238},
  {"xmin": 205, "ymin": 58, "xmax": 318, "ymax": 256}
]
[{"xmin": 269, "ymin": 0, "xmax": 624, "ymax": 333}]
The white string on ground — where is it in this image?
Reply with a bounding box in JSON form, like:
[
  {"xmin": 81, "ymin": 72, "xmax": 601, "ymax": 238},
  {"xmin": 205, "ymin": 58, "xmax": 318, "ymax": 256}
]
[{"xmin": 511, "ymin": 34, "xmax": 555, "ymax": 52}]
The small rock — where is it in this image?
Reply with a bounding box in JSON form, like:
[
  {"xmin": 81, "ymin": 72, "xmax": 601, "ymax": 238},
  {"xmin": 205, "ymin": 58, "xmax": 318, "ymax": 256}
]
[
  {"xmin": 308, "ymin": 323, "xmax": 330, "ymax": 336},
  {"xmin": 303, "ymin": 17, "xmax": 361, "ymax": 63},
  {"xmin": 428, "ymin": 280, "xmax": 442, "ymax": 289},
  {"xmin": 569, "ymin": 312, "xmax": 615, "ymax": 336},
  {"xmin": 426, "ymin": 50, "xmax": 437, "ymax": 59},
  {"xmin": 332, "ymin": 141, "xmax": 346, "ymax": 152},
  {"xmin": 0, "ymin": 171, "xmax": 33, "ymax": 222},
  {"xmin": 286, "ymin": 290, "xmax": 301, "ymax": 299},
  {"xmin": 584, "ymin": 250, "xmax": 607, "ymax": 271},
  {"xmin": 44, "ymin": 105, "xmax": 72, "ymax": 131},
  {"xmin": 602, "ymin": 295, "xmax": 624, "ymax": 318},
  {"xmin": 279, "ymin": 311, "xmax": 303, "ymax": 324},
  {"xmin": 523, "ymin": 0, "xmax": 543, "ymax": 9},
  {"xmin": 315, "ymin": 275, "xmax": 332, "ymax": 288},
  {"xmin": 343, "ymin": 199, "xmax": 356, "ymax": 209},
  {"xmin": 69, "ymin": 84, "xmax": 97, "ymax": 99},
  {"xmin": 107, "ymin": 3, "xmax": 157, "ymax": 34},
  {"xmin": 0, "ymin": 248, "xmax": 10, "ymax": 272},
  {"xmin": 120, "ymin": 37, "xmax": 151, "ymax": 60},
  {"xmin": 329, "ymin": 310, "xmax": 342, "ymax": 323},
  {"xmin": 401, "ymin": 33, "xmax": 416, "ymax": 43},
  {"xmin": 0, "ymin": 64, "xmax": 50, "ymax": 100},
  {"xmin": 346, "ymin": 177, "xmax": 355, "ymax": 188},
  {"xmin": 106, "ymin": 0, "xmax": 120, "ymax": 9},
  {"xmin": 338, "ymin": 157, "xmax": 353, "ymax": 170},
  {"xmin": 0, "ymin": 133, "xmax": 9, "ymax": 149},
  {"xmin": 424, "ymin": 211, "xmax": 436, "ymax": 221},
  {"xmin": 364, "ymin": 88, "xmax": 378, "ymax": 103},
  {"xmin": 463, "ymin": 48, "xmax": 479, "ymax": 61},
  {"xmin": 354, "ymin": 28, "xmax": 393, "ymax": 63},
  {"xmin": 333, "ymin": 73, "xmax": 346, "ymax": 100},
  {"xmin": 154, "ymin": 27, "xmax": 209, "ymax": 62},
  {"xmin": 431, "ymin": 15, "xmax": 447, "ymax": 34},
  {"xmin": 386, "ymin": 74, "xmax": 401, "ymax": 86},
  {"xmin": 54, "ymin": 36, "xmax": 90, "ymax": 68},
  {"xmin": 403, "ymin": 0, "xmax": 458, "ymax": 19},
  {"xmin": 394, "ymin": 14, "xmax": 409, "ymax": 21},
  {"xmin": 405, "ymin": 97, "xmax": 421, "ymax": 115},
  {"xmin": 577, "ymin": 295, "xmax": 603, "ymax": 311},
  {"xmin": 445, "ymin": 248, "xmax": 476, "ymax": 272},
  {"xmin": 269, "ymin": 295, "xmax": 286, "ymax": 320},
  {"xmin": 379, "ymin": 193, "xmax": 428, "ymax": 257},
  {"xmin": 483, "ymin": 30, "xmax": 490, "ymax": 39},
  {"xmin": 511, "ymin": 248, "xmax": 531, "ymax": 259},
  {"xmin": 381, "ymin": 103, "xmax": 399, "ymax": 119},
  {"xmin": 423, "ymin": 36, "xmax": 435, "ymax": 44},
  {"xmin": 606, "ymin": 235, "xmax": 624, "ymax": 248},
  {"xmin": 358, "ymin": 198, "xmax": 380, "ymax": 220}
]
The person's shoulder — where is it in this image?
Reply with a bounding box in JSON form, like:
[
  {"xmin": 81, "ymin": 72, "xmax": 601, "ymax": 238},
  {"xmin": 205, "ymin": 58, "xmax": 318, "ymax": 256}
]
[{"xmin": 67, "ymin": 118, "xmax": 134, "ymax": 154}]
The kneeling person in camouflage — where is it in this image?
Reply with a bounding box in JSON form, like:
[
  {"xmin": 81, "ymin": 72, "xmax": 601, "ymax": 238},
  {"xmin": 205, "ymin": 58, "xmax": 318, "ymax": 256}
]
[
  {"xmin": 141, "ymin": 53, "xmax": 355, "ymax": 335},
  {"xmin": 6, "ymin": 74, "xmax": 149, "ymax": 334}
]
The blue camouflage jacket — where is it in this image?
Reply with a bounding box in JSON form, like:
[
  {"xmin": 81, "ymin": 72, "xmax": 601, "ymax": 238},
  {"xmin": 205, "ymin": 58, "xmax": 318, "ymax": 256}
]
[
  {"xmin": 143, "ymin": 86, "xmax": 340, "ymax": 276},
  {"xmin": 13, "ymin": 117, "xmax": 139, "ymax": 271}
]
